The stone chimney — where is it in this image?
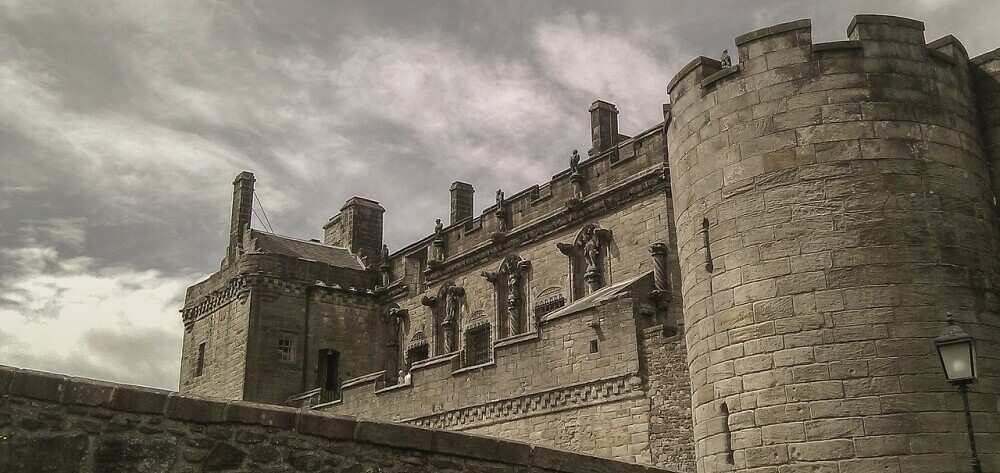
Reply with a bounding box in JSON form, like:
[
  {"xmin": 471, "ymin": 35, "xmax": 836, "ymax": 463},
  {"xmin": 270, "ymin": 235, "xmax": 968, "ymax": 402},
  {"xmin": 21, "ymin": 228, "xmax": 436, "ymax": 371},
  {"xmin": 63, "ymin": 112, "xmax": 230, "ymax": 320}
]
[
  {"xmin": 225, "ymin": 171, "xmax": 255, "ymax": 267},
  {"xmin": 588, "ymin": 100, "xmax": 620, "ymax": 157},
  {"xmin": 449, "ymin": 181, "xmax": 475, "ymax": 225},
  {"xmin": 324, "ymin": 197, "xmax": 385, "ymax": 267}
]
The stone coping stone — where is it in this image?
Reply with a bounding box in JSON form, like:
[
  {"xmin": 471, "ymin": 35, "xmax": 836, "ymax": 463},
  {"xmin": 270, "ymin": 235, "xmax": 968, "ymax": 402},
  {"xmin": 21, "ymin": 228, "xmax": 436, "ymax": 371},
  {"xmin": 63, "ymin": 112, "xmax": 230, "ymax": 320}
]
[
  {"xmin": 971, "ymin": 47, "xmax": 1000, "ymax": 65},
  {"xmin": 667, "ymin": 56, "xmax": 722, "ymax": 95},
  {"xmin": 847, "ymin": 14, "xmax": 924, "ymax": 37},
  {"xmin": 735, "ymin": 18, "xmax": 811, "ymax": 46},
  {"xmin": 0, "ymin": 364, "xmax": 682, "ymax": 473},
  {"xmin": 927, "ymin": 34, "xmax": 969, "ymax": 58}
]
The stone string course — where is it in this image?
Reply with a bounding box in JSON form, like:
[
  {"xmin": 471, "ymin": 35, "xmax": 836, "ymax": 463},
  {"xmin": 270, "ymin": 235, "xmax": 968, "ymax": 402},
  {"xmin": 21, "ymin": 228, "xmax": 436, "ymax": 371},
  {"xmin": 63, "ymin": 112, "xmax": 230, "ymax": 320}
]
[
  {"xmin": 0, "ymin": 365, "xmax": 682, "ymax": 473},
  {"xmin": 405, "ymin": 374, "xmax": 641, "ymax": 430}
]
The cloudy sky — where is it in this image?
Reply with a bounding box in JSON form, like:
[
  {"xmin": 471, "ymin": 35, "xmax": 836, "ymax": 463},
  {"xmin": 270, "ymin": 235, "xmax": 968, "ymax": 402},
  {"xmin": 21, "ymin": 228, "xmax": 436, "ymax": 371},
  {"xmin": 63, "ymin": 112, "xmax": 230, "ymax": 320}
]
[{"xmin": 1, "ymin": 1, "xmax": 996, "ymax": 390}]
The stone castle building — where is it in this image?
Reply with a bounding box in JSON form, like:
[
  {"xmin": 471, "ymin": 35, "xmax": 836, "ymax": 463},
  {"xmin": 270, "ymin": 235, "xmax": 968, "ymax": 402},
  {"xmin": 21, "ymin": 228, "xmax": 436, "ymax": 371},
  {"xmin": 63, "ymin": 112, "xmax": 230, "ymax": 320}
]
[{"xmin": 179, "ymin": 15, "xmax": 1000, "ymax": 473}]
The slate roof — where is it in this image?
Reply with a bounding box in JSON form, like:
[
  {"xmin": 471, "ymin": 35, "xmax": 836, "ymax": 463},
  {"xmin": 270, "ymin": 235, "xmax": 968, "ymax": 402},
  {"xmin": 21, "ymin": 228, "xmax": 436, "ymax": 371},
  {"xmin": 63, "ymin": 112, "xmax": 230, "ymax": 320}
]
[
  {"xmin": 249, "ymin": 229, "xmax": 365, "ymax": 270},
  {"xmin": 539, "ymin": 271, "xmax": 651, "ymax": 323}
]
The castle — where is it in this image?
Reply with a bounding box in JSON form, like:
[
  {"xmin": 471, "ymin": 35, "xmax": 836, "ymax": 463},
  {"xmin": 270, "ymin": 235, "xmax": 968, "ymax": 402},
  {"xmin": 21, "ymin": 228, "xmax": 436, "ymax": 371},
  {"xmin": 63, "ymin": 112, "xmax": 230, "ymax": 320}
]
[{"xmin": 179, "ymin": 16, "xmax": 1000, "ymax": 473}]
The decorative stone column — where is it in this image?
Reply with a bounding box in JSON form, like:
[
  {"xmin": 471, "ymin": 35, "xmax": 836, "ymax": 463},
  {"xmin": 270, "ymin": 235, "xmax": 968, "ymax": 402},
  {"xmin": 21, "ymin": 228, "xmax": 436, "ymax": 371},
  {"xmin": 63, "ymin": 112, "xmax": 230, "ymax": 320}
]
[{"xmin": 649, "ymin": 243, "xmax": 671, "ymax": 306}]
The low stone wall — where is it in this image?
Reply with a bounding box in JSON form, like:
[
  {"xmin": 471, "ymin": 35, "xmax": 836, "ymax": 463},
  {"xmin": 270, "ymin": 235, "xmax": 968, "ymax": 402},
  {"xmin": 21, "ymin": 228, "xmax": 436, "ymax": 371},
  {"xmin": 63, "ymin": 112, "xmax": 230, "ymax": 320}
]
[{"xmin": 0, "ymin": 365, "xmax": 683, "ymax": 473}]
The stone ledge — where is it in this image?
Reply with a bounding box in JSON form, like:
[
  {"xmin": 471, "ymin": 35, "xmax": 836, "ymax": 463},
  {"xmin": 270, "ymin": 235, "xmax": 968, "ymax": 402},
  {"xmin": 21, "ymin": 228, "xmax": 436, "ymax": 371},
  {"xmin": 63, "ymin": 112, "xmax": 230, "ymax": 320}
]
[
  {"xmin": 701, "ymin": 65, "xmax": 741, "ymax": 89},
  {"xmin": 735, "ymin": 19, "xmax": 811, "ymax": 46},
  {"xmin": 0, "ymin": 364, "xmax": 682, "ymax": 473},
  {"xmin": 812, "ymin": 40, "xmax": 862, "ymax": 53}
]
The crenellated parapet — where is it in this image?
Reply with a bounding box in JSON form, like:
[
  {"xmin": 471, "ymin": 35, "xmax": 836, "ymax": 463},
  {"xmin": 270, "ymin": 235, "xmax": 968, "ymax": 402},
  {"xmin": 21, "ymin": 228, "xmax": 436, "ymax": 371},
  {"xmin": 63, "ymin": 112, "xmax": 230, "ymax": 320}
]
[
  {"xmin": 666, "ymin": 14, "xmax": 1000, "ymax": 473},
  {"xmin": 382, "ymin": 120, "xmax": 667, "ymax": 295}
]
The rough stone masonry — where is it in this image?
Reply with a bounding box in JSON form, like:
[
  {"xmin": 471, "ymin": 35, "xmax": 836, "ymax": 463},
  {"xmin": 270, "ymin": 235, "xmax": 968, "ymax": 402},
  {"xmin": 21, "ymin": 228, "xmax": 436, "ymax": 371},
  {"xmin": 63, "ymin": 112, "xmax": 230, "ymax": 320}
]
[{"xmin": 70, "ymin": 12, "xmax": 998, "ymax": 473}]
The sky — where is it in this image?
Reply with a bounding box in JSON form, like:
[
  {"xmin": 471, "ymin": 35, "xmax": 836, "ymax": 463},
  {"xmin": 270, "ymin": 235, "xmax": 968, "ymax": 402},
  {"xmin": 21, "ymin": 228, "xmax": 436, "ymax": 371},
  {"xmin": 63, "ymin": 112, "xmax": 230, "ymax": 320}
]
[{"xmin": 1, "ymin": 0, "xmax": 997, "ymax": 390}]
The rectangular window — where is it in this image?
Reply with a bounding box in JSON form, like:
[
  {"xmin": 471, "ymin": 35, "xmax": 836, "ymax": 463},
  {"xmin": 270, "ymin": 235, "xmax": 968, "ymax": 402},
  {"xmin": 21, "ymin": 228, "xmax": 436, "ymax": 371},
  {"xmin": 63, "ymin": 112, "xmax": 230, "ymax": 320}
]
[
  {"xmin": 465, "ymin": 326, "xmax": 491, "ymax": 366},
  {"xmin": 195, "ymin": 342, "xmax": 206, "ymax": 377},
  {"xmin": 407, "ymin": 344, "xmax": 429, "ymax": 365},
  {"xmin": 277, "ymin": 335, "xmax": 294, "ymax": 362}
]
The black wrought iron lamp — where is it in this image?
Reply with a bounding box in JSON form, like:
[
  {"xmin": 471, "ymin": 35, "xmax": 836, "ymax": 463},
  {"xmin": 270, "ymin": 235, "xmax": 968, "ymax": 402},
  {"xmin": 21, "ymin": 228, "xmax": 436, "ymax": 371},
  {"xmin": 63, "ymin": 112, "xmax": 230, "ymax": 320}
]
[{"xmin": 933, "ymin": 313, "xmax": 982, "ymax": 473}]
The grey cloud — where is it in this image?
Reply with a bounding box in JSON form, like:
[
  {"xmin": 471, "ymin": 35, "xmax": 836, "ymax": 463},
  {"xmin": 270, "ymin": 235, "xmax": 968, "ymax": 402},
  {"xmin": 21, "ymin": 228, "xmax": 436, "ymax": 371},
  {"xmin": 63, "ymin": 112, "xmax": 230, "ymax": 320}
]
[{"xmin": 1, "ymin": 0, "xmax": 997, "ymax": 389}]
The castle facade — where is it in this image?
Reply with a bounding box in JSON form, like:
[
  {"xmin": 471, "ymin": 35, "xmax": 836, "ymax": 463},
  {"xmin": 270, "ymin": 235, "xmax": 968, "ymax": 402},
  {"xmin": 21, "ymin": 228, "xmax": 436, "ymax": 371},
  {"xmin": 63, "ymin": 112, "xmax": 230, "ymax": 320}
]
[{"xmin": 180, "ymin": 15, "xmax": 1000, "ymax": 473}]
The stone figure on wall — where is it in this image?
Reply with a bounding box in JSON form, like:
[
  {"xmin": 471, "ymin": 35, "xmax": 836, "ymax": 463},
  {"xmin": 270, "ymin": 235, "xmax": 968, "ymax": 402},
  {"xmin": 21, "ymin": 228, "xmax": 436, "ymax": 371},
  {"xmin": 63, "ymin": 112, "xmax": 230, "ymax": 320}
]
[
  {"xmin": 506, "ymin": 268, "xmax": 521, "ymax": 335},
  {"xmin": 441, "ymin": 285, "xmax": 465, "ymax": 353},
  {"xmin": 434, "ymin": 218, "xmax": 443, "ymax": 237},
  {"xmin": 570, "ymin": 149, "xmax": 581, "ymax": 174},
  {"xmin": 494, "ymin": 189, "xmax": 509, "ymax": 233},
  {"xmin": 720, "ymin": 49, "xmax": 732, "ymax": 68},
  {"xmin": 379, "ymin": 244, "xmax": 391, "ymax": 286},
  {"xmin": 496, "ymin": 189, "xmax": 504, "ymax": 207},
  {"xmin": 582, "ymin": 228, "xmax": 601, "ymax": 272}
]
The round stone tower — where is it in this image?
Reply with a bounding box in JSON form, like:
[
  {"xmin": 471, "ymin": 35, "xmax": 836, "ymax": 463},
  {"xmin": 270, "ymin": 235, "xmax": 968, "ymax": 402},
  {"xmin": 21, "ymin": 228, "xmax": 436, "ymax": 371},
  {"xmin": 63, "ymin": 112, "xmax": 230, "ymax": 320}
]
[{"xmin": 666, "ymin": 15, "xmax": 999, "ymax": 473}]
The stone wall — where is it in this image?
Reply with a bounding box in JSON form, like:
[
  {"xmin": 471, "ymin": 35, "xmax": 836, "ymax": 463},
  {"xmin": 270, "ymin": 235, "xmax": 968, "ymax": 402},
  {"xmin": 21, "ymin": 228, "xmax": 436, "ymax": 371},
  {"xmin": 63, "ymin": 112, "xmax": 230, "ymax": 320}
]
[
  {"xmin": 324, "ymin": 289, "xmax": 658, "ymax": 464},
  {"xmin": 667, "ymin": 14, "xmax": 1000, "ymax": 473},
  {"xmin": 0, "ymin": 365, "xmax": 682, "ymax": 473},
  {"xmin": 644, "ymin": 327, "xmax": 695, "ymax": 471}
]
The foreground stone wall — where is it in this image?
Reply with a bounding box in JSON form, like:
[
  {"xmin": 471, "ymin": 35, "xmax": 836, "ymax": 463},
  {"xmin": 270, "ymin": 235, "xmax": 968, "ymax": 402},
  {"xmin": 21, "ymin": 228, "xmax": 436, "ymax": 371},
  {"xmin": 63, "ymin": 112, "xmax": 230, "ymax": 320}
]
[
  {"xmin": 0, "ymin": 366, "xmax": 682, "ymax": 473},
  {"xmin": 667, "ymin": 14, "xmax": 999, "ymax": 473}
]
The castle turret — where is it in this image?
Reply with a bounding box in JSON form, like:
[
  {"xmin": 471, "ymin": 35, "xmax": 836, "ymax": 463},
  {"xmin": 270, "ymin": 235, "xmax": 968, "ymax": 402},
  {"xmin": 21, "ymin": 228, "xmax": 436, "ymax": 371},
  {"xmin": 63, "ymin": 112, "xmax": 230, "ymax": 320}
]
[
  {"xmin": 667, "ymin": 15, "xmax": 999, "ymax": 473},
  {"xmin": 323, "ymin": 197, "xmax": 385, "ymax": 267},
  {"xmin": 224, "ymin": 171, "xmax": 255, "ymax": 267}
]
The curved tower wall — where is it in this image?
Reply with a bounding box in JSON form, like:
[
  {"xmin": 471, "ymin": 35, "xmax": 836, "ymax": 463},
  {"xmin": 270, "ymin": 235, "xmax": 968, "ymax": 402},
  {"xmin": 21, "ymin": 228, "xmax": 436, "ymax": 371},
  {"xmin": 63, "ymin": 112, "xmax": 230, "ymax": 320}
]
[{"xmin": 666, "ymin": 15, "xmax": 999, "ymax": 473}]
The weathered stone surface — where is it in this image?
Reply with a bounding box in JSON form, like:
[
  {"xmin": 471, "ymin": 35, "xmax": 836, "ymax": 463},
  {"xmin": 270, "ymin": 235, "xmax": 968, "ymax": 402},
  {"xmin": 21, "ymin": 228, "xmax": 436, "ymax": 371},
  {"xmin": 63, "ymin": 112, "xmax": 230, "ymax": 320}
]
[
  {"xmin": 0, "ymin": 434, "xmax": 87, "ymax": 472},
  {"xmin": 202, "ymin": 442, "xmax": 246, "ymax": 471},
  {"xmin": 93, "ymin": 435, "xmax": 178, "ymax": 473}
]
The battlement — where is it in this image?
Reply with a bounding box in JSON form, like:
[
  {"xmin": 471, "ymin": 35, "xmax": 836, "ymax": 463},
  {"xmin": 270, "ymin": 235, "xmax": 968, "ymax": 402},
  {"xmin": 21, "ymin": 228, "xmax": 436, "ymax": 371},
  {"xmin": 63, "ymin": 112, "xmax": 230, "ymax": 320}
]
[
  {"xmin": 383, "ymin": 117, "xmax": 666, "ymax": 291},
  {"xmin": 667, "ymin": 15, "xmax": 976, "ymax": 106}
]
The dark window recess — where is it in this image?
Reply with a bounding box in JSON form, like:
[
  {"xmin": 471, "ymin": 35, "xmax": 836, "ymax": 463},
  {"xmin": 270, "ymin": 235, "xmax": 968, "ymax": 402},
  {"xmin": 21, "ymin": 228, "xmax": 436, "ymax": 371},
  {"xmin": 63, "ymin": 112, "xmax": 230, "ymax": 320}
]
[
  {"xmin": 534, "ymin": 296, "xmax": 566, "ymax": 318},
  {"xmin": 317, "ymin": 349, "xmax": 340, "ymax": 402},
  {"xmin": 277, "ymin": 336, "xmax": 294, "ymax": 362},
  {"xmin": 465, "ymin": 326, "xmax": 491, "ymax": 366},
  {"xmin": 195, "ymin": 342, "xmax": 206, "ymax": 377},
  {"xmin": 590, "ymin": 339, "xmax": 599, "ymax": 353},
  {"xmin": 407, "ymin": 345, "xmax": 429, "ymax": 365}
]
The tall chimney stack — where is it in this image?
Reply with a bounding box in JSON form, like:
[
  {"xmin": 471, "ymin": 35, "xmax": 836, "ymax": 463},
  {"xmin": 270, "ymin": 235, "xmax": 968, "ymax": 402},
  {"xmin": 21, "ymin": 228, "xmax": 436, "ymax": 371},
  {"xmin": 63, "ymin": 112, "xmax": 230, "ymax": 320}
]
[
  {"xmin": 226, "ymin": 171, "xmax": 255, "ymax": 267},
  {"xmin": 450, "ymin": 181, "xmax": 475, "ymax": 225},
  {"xmin": 588, "ymin": 100, "xmax": 620, "ymax": 157},
  {"xmin": 324, "ymin": 197, "xmax": 385, "ymax": 267}
]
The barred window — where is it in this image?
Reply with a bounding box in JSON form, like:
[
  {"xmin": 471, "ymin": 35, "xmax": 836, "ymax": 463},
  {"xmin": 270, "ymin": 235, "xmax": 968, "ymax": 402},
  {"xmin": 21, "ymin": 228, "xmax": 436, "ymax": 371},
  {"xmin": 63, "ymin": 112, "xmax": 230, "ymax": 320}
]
[
  {"xmin": 534, "ymin": 287, "xmax": 566, "ymax": 318},
  {"xmin": 277, "ymin": 335, "xmax": 294, "ymax": 362},
  {"xmin": 407, "ymin": 344, "xmax": 429, "ymax": 364},
  {"xmin": 465, "ymin": 325, "xmax": 491, "ymax": 366}
]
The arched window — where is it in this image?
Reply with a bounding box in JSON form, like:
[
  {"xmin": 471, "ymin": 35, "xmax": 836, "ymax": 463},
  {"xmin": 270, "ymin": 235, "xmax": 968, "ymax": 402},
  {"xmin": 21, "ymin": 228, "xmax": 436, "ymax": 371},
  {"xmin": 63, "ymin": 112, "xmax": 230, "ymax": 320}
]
[{"xmin": 534, "ymin": 286, "xmax": 567, "ymax": 319}]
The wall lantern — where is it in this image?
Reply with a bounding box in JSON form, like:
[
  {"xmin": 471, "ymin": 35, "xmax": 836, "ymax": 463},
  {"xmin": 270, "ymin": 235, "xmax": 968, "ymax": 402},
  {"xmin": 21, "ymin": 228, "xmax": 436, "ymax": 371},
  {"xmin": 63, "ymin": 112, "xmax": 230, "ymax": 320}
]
[{"xmin": 933, "ymin": 313, "xmax": 982, "ymax": 473}]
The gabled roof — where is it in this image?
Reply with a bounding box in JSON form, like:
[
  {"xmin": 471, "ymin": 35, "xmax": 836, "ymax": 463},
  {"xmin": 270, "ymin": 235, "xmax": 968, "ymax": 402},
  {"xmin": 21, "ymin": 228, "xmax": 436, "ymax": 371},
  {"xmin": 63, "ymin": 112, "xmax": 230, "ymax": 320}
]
[
  {"xmin": 249, "ymin": 229, "xmax": 365, "ymax": 270},
  {"xmin": 540, "ymin": 271, "xmax": 651, "ymax": 323}
]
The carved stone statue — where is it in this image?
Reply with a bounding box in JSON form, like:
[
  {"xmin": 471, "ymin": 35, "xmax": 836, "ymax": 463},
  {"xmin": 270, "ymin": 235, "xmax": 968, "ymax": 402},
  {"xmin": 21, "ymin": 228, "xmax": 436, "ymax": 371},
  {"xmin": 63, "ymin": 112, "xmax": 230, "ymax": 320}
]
[
  {"xmin": 434, "ymin": 218, "xmax": 443, "ymax": 237},
  {"xmin": 506, "ymin": 269, "xmax": 521, "ymax": 335},
  {"xmin": 441, "ymin": 286, "xmax": 464, "ymax": 353},
  {"xmin": 444, "ymin": 286, "xmax": 465, "ymax": 325},
  {"xmin": 720, "ymin": 49, "xmax": 732, "ymax": 68},
  {"xmin": 570, "ymin": 149, "xmax": 581, "ymax": 174},
  {"xmin": 496, "ymin": 189, "xmax": 504, "ymax": 207},
  {"xmin": 582, "ymin": 228, "xmax": 601, "ymax": 272},
  {"xmin": 380, "ymin": 244, "xmax": 390, "ymax": 264}
]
